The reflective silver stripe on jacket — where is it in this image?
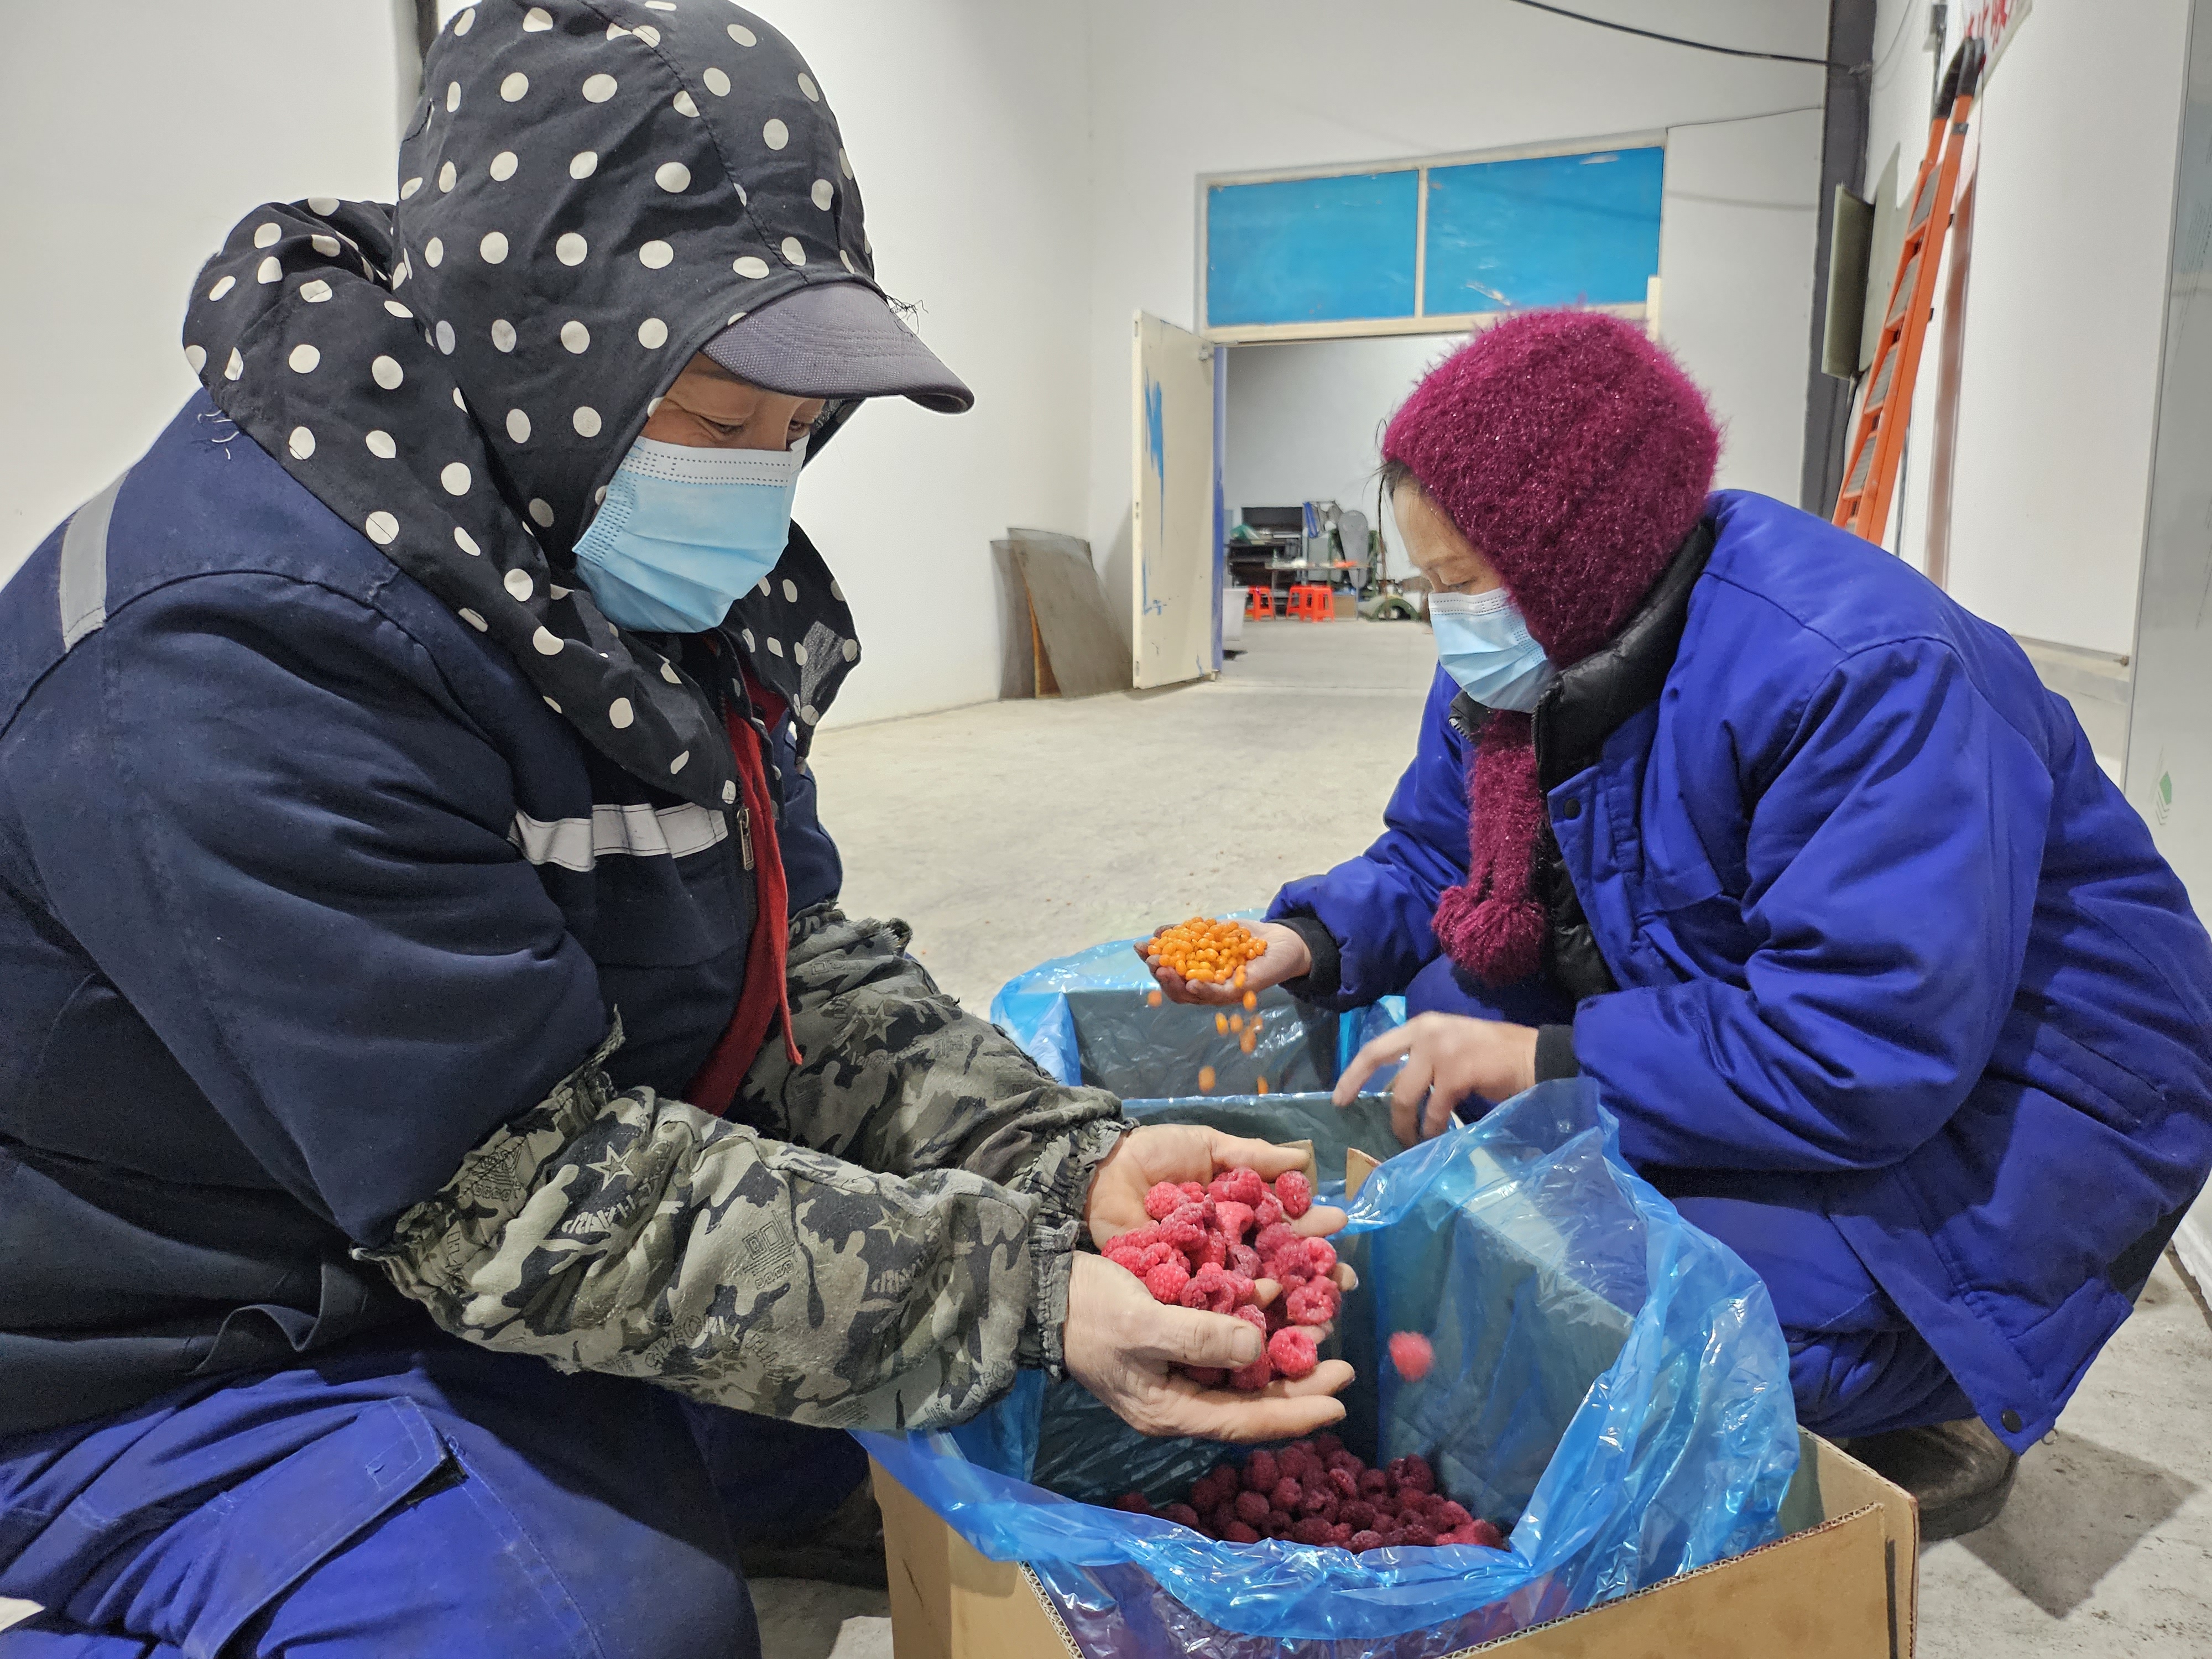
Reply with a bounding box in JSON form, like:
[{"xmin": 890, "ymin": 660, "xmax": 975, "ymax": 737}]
[
  {"xmin": 508, "ymin": 802, "xmax": 729, "ymax": 872},
  {"xmin": 58, "ymin": 471, "xmax": 130, "ymax": 649}
]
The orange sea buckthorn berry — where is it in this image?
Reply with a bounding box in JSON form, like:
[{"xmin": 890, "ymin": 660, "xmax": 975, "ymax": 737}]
[
  {"xmin": 1243, "ymin": 990, "xmax": 1258, "ymax": 1011},
  {"xmin": 1256, "ymin": 1077, "xmax": 1269, "ymax": 1095},
  {"xmin": 1197, "ymin": 1066, "xmax": 1216, "ymax": 1093},
  {"xmin": 1147, "ymin": 988, "xmax": 1163, "ymax": 1007},
  {"xmin": 1215, "ymin": 1013, "xmax": 1229, "ymax": 1035}
]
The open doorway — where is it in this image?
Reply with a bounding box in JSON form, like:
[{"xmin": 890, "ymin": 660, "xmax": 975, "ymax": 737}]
[{"xmin": 1220, "ymin": 333, "xmax": 1463, "ymax": 611}]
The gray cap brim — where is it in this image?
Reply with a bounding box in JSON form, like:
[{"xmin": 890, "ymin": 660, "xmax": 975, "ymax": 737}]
[{"xmin": 702, "ymin": 281, "xmax": 973, "ymax": 413}]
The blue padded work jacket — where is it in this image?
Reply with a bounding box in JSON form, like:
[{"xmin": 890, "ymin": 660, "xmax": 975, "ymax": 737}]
[
  {"xmin": 0, "ymin": 395, "xmax": 842, "ymax": 1436},
  {"xmin": 1272, "ymin": 489, "xmax": 2212, "ymax": 1452}
]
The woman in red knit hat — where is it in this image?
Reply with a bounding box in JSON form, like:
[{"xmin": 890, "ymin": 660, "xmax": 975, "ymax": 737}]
[{"xmin": 1145, "ymin": 309, "xmax": 2212, "ymax": 1540}]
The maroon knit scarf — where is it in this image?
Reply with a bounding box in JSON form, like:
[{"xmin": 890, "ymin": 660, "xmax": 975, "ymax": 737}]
[{"xmin": 1432, "ymin": 711, "xmax": 1547, "ymax": 985}]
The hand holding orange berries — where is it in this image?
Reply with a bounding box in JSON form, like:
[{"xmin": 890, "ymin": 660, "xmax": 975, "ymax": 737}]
[{"xmin": 1136, "ymin": 917, "xmax": 1314, "ymax": 1008}]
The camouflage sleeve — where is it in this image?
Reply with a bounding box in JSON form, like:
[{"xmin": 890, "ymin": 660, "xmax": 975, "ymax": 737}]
[
  {"xmin": 743, "ymin": 907, "xmax": 1129, "ymax": 1194},
  {"xmin": 357, "ymin": 1015, "xmax": 1120, "ymax": 1431}
]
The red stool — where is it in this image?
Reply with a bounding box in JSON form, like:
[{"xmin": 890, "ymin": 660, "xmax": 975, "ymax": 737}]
[
  {"xmin": 1246, "ymin": 587, "xmax": 1276, "ymax": 619},
  {"xmin": 1290, "ymin": 585, "xmax": 1334, "ymax": 622}
]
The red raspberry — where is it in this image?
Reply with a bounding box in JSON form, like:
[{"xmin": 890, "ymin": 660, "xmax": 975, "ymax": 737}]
[
  {"xmin": 1105, "ymin": 1246, "xmax": 1146, "ymax": 1275},
  {"xmin": 1313, "ymin": 1433, "xmax": 1344, "ymax": 1457},
  {"xmin": 1210, "ymin": 1166, "xmax": 1266, "ymax": 1207},
  {"xmin": 1359, "ymin": 1468, "xmax": 1390, "ymax": 1497},
  {"xmin": 1254, "ymin": 1222, "xmax": 1302, "ymax": 1262},
  {"xmin": 1348, "ymin": 1528, "xmax": 1384, "ymax": 1553},
  {"xmin": 1143, "ymin": 1182, "xmax": 1185, "ymax": 1220},
  {"xmin": 1270, "ymin": 1477, "xmax": 1302, "ymax": 1511},
  {"xmin": 1184, "ymin": 1365, "xmax": 1227, "ymax": 1387},
  {"xmin": 1275, "ymin": 1447, "xmax": 1319, "ymax": 1483},
  {"xmin": 1213, "ymin": 1200, "xmax": 1256, "ymax": 1241},
  {"xmin": 1188, "ymin": 1232, "xmax": 1229, "ymax": 1270},
  {"xmin": 1389, "ymin": 1454, "xmax": 1436, "ymax": 1494},
  {"xmin": 1285, "ymin": 1280, "xmax": 1339, "ymax": 1326},
  {"xmin": 1399, "ymin": 1524, "xmax": 1435, "ymax": 1547},
  {"xmin": 1241, "ymin": 1450, "xmax": 1279, "ymax": 1491},
  {"xmin": 1272, "ymin": 1169, "xmax": 1313, "ymax": 1218},
  {"xmin": 1434, "ymin": 1500, "xmax": 1472, "ymax": 1530},
  {"xmin": 1190, "ymin": 1467, "xmax": 1234, "ymax": 1510},
  {"xmin": 1266, "ymin": 1253, "xmax": 1311, "ymax": 1288},
  {"xmin": 1468, "ymin": 1519, "xmax": 1506, "ymax": 1550},
  {"xmin": 1229, "ymin": 1350, "xmax": 1274, "ymax": 1391},
  {"xmin": 1268, "ymin": 1327, "xmax": 1319, "ymax": 1379},
  {"xmin": 1159, "ymin": 1215, "xmax": 1207, "ymax": 1251},
  {"xmin": 1160, "ymin": 1503, "xmax": 1200, "ymax": 1530},
  {"xmin": 1340, "ymin": 1499, "xmax": 1378, "ymax": 1531},
  {"xmin": 1234, "ymin": 1489, "xmax": 1271, "ymax": 1525},
  {"xmin": 1222, "ymin": 1520, "xmax": 1260, "ymax": 1544},
  {"xmin": 1178, "ymin": 1181, "xmax": 1207, "ymax": 1202},
  {"xmin": 1297, "ymin": 1483, "xmax": 1336, "ymax": 1519},
  {"xmin": 1227, "ymin": 1274, "xmax": 1258, "ymax": 1310},
  {"xmin": 1327, "ymin": 1449, "xmax": 1363, "ymax": 1476},
  {"xmin": 1144, "ymin": 1259, "xmax": 1190, "ymax": 1303},
  {"xmin": 1228, "ymin": 1243, "xmax": 1262, "ymax": 1279},
  {"xmin": 1290, "ymin": 1516, "xmax": 1335, "ymax": 1546},
  {"xmin": 1329, "ymin": 1522, "xmax": 1354, "ymax": 1548},
  {"xmin": 1139, "ymin": 1241, "xmax": 1177, "ymax": 1272},
  {"xmin": 1328, "ymin": 1466, "xmax": 1359, "ymax": 1500},
  {"xmin": 1116, "ymin": 1224, "xmax": 1160, "ymax": 1251},
  {"xmin": 1206, "ymin": 1501, "xmax": 1239, "ymax": 1535},
  {"xmin": 1178, "ymin": 1264, "xmax": 1238, "ymax": 1313},
  {"xmin": 1388, "ymin": 1331, "xmax": 1434, "ymax": 1381},
  {"xmin": 1254, "ymin": 1192, "xmax": 1284, "ymax": 1229},
  {"xmin": 1113, "ymin": 1491, "xmax": 1151, "ymax": 1514},
  {"xmin": 1302, "ymin": 1237, "xmax": 1338, "ymax": 1277},
  {"xmin": 1232, "ymin": 1301, "xmax": 1268, "ymax": 1336}
]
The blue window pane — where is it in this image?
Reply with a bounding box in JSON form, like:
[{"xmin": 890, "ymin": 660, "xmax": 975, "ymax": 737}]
[
  {"xmin": 1206, "ymin": 171, "xmax": 1420, "ymax": 327},
  {"xmin": 1423, "ymin": 147, "xmax": 1664, "ymax": 314}
]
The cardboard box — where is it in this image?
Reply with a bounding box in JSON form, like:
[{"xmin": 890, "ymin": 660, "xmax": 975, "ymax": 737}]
[{"xmin": 871, "ymin": 1432, "xmax": 1917, "ymax": 1659}]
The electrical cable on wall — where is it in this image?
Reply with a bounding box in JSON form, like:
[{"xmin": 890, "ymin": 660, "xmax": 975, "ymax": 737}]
[{"xmin": 1504, "ymin": 0, "xmax": 1869, "ymax": 71}]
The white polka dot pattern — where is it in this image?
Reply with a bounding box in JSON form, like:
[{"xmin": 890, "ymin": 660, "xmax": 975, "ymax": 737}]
[{"xmin": 175, "ymin": 1, "xmax": 874, "ymax": 811}]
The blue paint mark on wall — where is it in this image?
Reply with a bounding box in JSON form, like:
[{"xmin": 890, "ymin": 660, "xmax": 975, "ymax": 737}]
[
  {"xmin": 1206, "ymin": 170, "xmax": 1420, "ymax": 327},
  {"xmin": 1144, "ymin": 375, "xmax": 1165, "ymax": 485},
  {"xmin": 1423, "ymin": 147, "xmax": 1663, "ymax": 313}
]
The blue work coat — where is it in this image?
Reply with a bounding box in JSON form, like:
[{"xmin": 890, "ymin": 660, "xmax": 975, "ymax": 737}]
[{"xmin": 1273, "ymin": 489, "xmax": 2212, "ymax": 1452}]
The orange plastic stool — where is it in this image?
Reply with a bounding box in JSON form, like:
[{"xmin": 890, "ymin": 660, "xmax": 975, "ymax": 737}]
[
  {"xmin": 1246, "ymin": 587, "xmax": 1276, "ymax": 619},
  {"xmin": 1290, "ymin": 585, "xmax": 1335, "ymax": 622}
]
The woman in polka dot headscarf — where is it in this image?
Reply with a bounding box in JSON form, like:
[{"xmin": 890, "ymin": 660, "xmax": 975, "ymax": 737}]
[{"xmin": 0, "ymin": 3, "xmax": 1351, "ymax": 1649}]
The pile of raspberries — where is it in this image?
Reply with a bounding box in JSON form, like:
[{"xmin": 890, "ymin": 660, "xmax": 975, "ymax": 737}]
[
  {"xmin": 1103, "ymin": 1167, "xmax": 1339, "ymax": 1390},
  {"xmin": 1114, "ymin": 1442, "xmax": 1507, "ymax": 1553}
]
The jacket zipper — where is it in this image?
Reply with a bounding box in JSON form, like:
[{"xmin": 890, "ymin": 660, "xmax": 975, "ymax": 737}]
[{"xmin": 735, "ymin": 804, "xmax": 754, "ymax": 870}]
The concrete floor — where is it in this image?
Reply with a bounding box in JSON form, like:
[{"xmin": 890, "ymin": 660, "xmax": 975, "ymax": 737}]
[{"xmin": 776, "ymin": 615, "xmax": 2212, "ymax": 1658}]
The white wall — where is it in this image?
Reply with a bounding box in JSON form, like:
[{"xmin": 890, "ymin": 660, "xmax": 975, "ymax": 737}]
[
  {"xmin": 1657, "ymin": 108, "xmax": 1825, "ymax": 497},
  {"xmin": 0, "ymin": 2, "xmax": 406, "ymax": 573},
  {"xmin": 1223, "ymin": 335, "xmax": 1463, "ymax": 577},
  {"xmin": 1081, "ymin": 0, "xmax": 1833, "ymax": 613},
  {"xmin": 1939, "ymin": 0, "xmax": 2189, "ymax": 655},
  {"xmin": 1866, "ymin": 0, "xmax": 2189, "ymax": 665},
  {"xmin": 764, "ymin": 0, "xmax": 1093, "ymax": 726}
]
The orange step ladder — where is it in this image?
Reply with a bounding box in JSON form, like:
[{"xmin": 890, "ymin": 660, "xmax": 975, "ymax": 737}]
[{"xmin": 1833, "ymin": 39, "xmax": 1984, "ymax": 543}]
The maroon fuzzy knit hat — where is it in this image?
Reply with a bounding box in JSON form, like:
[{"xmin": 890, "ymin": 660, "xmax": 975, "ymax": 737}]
[
  {"xmin": 1387, "ymin": 311, "xmax": 1717, "ymax": 989},
  {"xmin": 1384, "ymin": 310, "xmax": 1718, "ymax": 664}
]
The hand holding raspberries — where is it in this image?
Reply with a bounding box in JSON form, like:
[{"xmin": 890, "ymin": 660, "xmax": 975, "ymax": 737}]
[{"xmin": 1104, "ymin": 1167, "xmax": 1350, "ymax": 1392}]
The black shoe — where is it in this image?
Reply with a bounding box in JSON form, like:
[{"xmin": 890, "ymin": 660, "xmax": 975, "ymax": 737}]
[
  {"xmin": 1840, "ymin": 1417, "xmax": 2020, "ymax": 1542},
  {"xmin": 734, "ymin": 1481, "xmax": 889, "ymax": 1589}
]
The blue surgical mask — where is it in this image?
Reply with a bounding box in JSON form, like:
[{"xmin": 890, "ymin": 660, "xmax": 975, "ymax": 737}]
[
  {"xmin": 1430, "ymin": 588, "xmax": 1556, "ymax": 711},
  {"xmin": 571, "ymin": 434, "xmax": 806, "ymax": 633}
]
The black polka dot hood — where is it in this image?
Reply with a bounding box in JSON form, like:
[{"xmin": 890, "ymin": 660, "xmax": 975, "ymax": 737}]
[{"xmin": 180, "ymin": 0, "xmax": 895, "ymax": 811}]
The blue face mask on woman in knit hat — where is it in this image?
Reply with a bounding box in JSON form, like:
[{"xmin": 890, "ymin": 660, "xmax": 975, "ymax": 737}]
[{"xmin": 1429, "ymin": 589, "xmax": 1556, "ymax": 712}]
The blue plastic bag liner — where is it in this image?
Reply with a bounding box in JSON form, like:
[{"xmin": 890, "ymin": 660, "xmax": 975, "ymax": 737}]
[
  {"xmin": 989, "ymin": 931, "xmax": 1406, "ymax": 1105},
  {"xmin": 858, "ymin": 1081, "xmax": 1798, "ymax": 1653}
]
